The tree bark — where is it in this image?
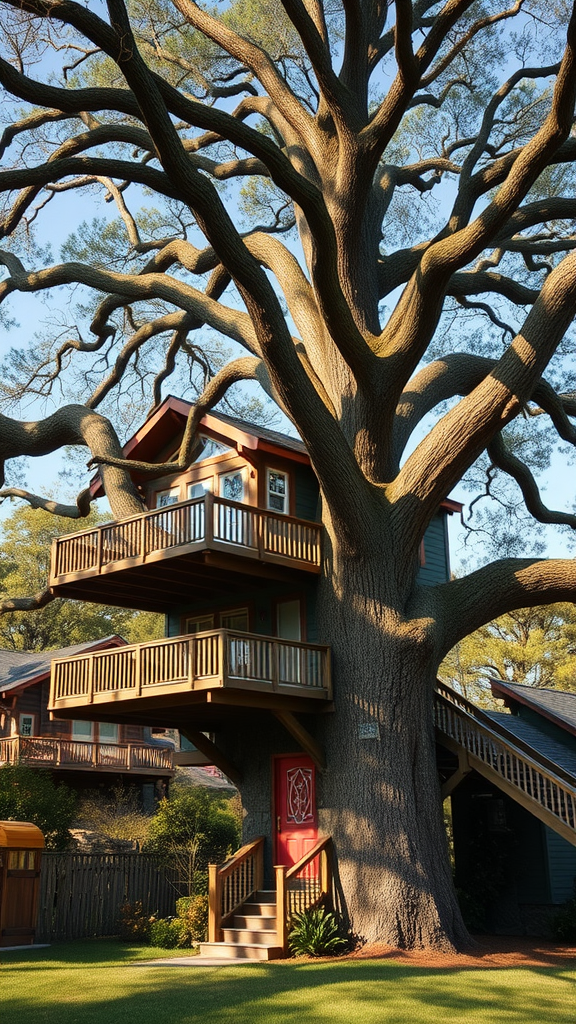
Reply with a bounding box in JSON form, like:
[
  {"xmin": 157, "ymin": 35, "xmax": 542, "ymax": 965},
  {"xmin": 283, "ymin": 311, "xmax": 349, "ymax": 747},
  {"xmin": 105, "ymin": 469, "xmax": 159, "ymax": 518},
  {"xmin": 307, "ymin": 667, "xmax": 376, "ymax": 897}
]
[{"xmin": 313, "ymin": 535, "xmax": 469, "ymax": 950}]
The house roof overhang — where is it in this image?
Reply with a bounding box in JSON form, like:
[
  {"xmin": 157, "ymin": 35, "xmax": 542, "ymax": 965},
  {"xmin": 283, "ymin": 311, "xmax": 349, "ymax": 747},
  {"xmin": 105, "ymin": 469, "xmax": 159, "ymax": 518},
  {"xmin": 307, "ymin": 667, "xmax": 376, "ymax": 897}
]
[
  {"xmin": 0, "ymin": 635, "xmax": 128, "ymax": 697},
  {"xmin": 489, "ymin": 677, "xmax": 576, "ymax": 740}
]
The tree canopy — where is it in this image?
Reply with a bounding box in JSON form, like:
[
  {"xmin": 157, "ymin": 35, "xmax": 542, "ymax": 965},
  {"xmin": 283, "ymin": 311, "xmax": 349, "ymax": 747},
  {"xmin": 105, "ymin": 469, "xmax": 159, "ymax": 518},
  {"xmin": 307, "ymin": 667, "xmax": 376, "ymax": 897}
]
[
  {"xmin": 0, "ymin": 0, "xmax": 575, "ymax": 951},
  {"xmin": 440, "ymin": 602, "xmax": 576, "ymax": 699},
  {"xmin": 0, "ymin": 502, "xmax": 163, "ymax": 648}
]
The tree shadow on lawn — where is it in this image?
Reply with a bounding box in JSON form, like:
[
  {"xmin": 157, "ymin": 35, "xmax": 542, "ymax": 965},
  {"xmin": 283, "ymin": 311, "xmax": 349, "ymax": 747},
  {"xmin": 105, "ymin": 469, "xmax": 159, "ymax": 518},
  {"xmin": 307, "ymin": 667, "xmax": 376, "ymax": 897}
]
[{"xmin": 2, "ymin": 942, "xmax": 575, "ymax": 1024}]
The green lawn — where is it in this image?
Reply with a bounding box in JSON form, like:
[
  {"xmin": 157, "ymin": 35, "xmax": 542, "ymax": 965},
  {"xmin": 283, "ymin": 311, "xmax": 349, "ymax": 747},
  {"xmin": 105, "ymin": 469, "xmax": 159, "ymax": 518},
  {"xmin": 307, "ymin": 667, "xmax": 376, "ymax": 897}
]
[{"xmin": 1, "ymin": 940, "xmax": 574, "ymax": 1024}]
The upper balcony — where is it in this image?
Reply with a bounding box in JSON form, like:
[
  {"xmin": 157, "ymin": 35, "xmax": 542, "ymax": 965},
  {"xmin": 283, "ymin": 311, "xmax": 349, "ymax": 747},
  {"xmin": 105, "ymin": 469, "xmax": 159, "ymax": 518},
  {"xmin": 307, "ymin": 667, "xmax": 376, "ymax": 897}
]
[
  {"xmin": 0, "ymin": 735, "xmax": 173, "ymax": 776},
  {"xmin": 49, "ymin": 494, "xmax": 322, "ymax": 611},
  {"xmin": 49, "ymin": 629, "xmax": 332, "ymax": 729}
]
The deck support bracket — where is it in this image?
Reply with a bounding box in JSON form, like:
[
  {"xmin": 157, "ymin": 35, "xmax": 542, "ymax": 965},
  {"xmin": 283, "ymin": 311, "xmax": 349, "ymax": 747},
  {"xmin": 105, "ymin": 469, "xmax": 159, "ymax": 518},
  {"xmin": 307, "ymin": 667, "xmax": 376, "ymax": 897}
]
[
  {"xmin": 441, "ymin": 749, "xmax": 471, "ymax": 800},
  {"xmin": 179, "ymin": 728, "xmax": 242, "ymax": 788},
  {"xmin": 273, "ymin": 711, "xmax": 326, "ymax": 771}
]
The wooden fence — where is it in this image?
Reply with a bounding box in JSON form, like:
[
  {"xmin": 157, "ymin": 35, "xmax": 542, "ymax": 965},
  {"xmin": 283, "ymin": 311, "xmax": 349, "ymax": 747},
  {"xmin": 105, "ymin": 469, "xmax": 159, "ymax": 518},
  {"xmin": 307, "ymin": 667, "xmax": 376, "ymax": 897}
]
[{"xmin": 37, "ymin": 852, "xmax": 179, "ymax": 942}]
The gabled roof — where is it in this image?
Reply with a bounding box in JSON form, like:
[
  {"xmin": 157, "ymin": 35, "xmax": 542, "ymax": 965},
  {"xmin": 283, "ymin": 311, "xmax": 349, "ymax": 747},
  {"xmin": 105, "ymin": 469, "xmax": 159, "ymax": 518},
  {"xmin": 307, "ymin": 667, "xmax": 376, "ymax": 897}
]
[
  {"xmin": 490, "ymin": 679, "xmax": 576, "ymax": 739},
  {"xmin": 0, "ymin": 635, "xmax": 127, "ymax": 696},
  {"xmin": 93, "ymin": 395, "xmax": 463, "ymax": 514},
  {"xmin": 123, "ymin": 398, "xmax": 308, "ymax": 464}
]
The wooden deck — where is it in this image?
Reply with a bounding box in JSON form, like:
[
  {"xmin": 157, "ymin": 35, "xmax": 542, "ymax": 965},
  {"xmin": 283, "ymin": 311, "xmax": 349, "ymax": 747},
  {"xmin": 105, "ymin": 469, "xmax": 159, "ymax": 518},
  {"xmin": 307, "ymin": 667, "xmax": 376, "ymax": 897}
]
[
  {"xmin": 49, "ymin": 495, "xmax": 322, "ymax": 610},
  {"xmin": 0, "ymin": 735, "xmax": 173, "ymax": 775},
  {"xmin": 49, "ymin": 629, "xmax": 332, "ymax": 728}
]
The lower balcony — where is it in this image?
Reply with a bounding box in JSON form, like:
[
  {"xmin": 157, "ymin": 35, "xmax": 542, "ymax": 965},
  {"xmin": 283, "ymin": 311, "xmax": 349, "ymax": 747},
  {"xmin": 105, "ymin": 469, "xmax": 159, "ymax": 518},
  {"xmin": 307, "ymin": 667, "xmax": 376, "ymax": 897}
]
[
  {"xmin": 0, "ymin": 735, "xmax": 173, "ymax": 775},
  {"xmin": 49, "ymin": 630, "xmax": 332, "ymax": 730}
]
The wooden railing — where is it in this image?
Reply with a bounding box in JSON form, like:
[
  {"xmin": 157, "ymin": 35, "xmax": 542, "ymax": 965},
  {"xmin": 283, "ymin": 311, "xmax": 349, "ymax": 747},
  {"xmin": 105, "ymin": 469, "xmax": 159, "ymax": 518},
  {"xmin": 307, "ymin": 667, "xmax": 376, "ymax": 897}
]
[
  {"xmin": 208, "ymin": 837, "xmax": 265, "ymax": 942},
  {"xmin": 435, "ymin": 682, "xmax": 576, "ymax": 839},
  {"xmin": 275, "ymin": 836, "xmax": 333, "ymax": 954},
  {"xmin": 0, "ymin": 735, "xmax": 173, "ymax": 772},
  {"xmin": 50, "ymin": 493, "xmax": 322, "ymax": 581},
  {"xmin": 50, "ymin": 630, "xmax": 332, "ymax": 710}
]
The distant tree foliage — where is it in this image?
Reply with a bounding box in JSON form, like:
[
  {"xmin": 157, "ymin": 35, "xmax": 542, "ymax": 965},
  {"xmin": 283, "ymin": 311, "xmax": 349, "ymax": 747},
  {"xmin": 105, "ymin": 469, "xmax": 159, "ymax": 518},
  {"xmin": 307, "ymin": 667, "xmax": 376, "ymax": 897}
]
[
  {"xmin": 440, "ymin": 603, "xmax": 576, "ymax": 700},
  {"xmin": 0, "ymin": 764, "xmax": 77, "ymax": 849},
  {"xmin": 0, "ymin": 503, "xmax": 163, "ymax": 649}
]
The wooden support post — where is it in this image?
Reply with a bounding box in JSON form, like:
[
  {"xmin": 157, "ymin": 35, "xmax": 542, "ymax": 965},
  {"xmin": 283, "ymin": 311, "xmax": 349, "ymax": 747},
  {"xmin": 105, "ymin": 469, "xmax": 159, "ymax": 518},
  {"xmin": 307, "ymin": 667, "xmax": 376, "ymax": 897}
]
[
  {"xmin": 319, "ymin": 845, "xmax": 331, "ymax": 901},
  {"xmin": 274, "ymin": 711, "xmax": 326, "ymax": 771},
  {"xmin": 208, "ymin": 863, "xmax": 222, "ymax": 943},
  {"xmin": 275, "ymin": 864, "xmax": 288, "ymax": 955},
  {"xmin": 179, "ymin": 728, "xmax": 242, "ymax": 788},
  {"xmin": 87, "ymin": 655, "xmax": 95, "ymax": 705}
]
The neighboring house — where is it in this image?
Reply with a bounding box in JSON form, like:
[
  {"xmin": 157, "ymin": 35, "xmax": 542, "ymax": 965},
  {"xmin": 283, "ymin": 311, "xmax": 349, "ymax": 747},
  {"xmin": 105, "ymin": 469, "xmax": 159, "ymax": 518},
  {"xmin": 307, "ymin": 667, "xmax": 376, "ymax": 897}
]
[
  {"xmin": 436, "ymin": 678, "xmax": 576, "ymax": 934},
  {"xmin": 0, "ymin": 636, "xmax": 174, "ymax": 806},
  {"xmin": 44, "ymin": 398, "xmax": 576, "ymax": 945}
]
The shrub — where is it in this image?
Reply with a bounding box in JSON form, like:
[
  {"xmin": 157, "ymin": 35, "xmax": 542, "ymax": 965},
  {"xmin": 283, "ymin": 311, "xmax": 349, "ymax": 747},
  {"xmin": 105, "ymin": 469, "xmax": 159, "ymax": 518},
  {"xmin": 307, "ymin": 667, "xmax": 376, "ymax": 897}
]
[
  {"xmin": 176, "ymin": 894, "xmax": 209, "ymax": 945},
  {"xmin": 118, "ymin": 901, "xmax": 155, "ymax": 942},
  {"xmin": 149, "ymin": 917, "xmax": 182, "ymax": 948},
  {"xmin": 551, "ymin": 887, "xmax": 576, "ymax": 942},
  {"xmin": 288, "ymin": 906, "xmax": 347, "ymax": 957},
  {"xmin": 0, "ymin": 764, "xmax": 77, "ymax": 849}
]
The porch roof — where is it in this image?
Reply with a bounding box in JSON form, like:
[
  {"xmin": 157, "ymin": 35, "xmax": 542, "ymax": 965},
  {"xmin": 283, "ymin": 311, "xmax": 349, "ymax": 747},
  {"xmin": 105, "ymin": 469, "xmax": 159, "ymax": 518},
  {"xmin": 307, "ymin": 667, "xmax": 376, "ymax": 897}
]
[{"xmin": 490, "ymin": 679, "xmax": 576, "ymax": 739}]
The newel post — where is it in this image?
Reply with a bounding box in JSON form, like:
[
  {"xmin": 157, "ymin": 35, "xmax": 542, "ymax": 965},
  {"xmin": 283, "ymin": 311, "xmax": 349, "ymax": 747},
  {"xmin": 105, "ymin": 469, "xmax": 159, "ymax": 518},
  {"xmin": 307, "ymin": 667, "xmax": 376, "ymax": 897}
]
[
  {"xmin": 208, "ymin": 863, "xmax": 222, "ymax": 942},
  {"xmin": 275, "ymin": 865, "xmax": 288, "ymax": 954}
]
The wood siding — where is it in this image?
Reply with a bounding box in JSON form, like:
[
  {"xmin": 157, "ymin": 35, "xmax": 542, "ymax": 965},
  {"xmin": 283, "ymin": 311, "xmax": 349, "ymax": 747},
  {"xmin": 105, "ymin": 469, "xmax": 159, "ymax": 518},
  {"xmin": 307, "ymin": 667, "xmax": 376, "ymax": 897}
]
[{"xmin": 545, "ymin": 827, "xmax": 576, "ymax": 903}]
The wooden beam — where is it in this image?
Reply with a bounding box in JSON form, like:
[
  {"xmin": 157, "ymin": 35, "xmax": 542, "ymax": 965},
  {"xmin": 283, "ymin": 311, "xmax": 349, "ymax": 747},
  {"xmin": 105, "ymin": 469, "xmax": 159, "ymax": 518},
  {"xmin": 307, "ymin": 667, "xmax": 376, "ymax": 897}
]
[
  {"xmin": 441, "ymin": 749, "xmax": 470, "ymax": 799},
  {"xmin": 179, "ymin": 728, "xmax": 242, "ymax": 788},
  {"xmin": 273, "ymin": 711, "xmax": 325, "ymax": 771}
]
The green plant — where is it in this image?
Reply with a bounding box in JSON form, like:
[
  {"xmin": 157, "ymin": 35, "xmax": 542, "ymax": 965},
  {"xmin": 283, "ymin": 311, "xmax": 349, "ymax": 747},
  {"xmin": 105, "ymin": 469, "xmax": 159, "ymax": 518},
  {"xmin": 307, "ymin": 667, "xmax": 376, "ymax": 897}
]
[
  {"xmin": 118, "ymin": 901, "xmax": 155, "ymax": 942},
  {"xmin": 149, "ymin": 917, "xmax": 182, "ymax": 949},
  {"xmin": 175, "ymin": 894, "xmax": 209, "ymax": 945},
  {"xmin": 288, "ymin": 906, "xmax": 347, "ymax": 958},
  {"xmin": 0, "ymin": 764, "xmax": 77, "ymax": 849},
  {"xmin": 551, "ymin": 886, "xmax": 576, "ymax": 942}
]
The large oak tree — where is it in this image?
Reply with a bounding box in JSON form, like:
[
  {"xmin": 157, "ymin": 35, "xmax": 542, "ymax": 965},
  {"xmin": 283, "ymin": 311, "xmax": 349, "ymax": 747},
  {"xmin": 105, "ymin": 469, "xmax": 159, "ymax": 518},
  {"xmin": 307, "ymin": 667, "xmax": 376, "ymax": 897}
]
[{"xmin": 0, "ymin": 0, "xmax": 575, "ymax": 949}]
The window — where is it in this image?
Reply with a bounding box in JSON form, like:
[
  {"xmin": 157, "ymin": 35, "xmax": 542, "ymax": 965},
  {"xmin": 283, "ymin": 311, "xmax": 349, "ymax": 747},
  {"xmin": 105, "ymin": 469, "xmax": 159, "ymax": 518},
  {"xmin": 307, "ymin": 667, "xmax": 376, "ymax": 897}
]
[
  {"xmin": 72, "ymin": 721, "xmax": 93, "ymax": 741},
  {"xmin": 187, "ymin": 479, "xmax": 212, "ymax": 500},
  {"xmin": 267, "ymin": 469, "xmax": 289, "ymax": 514},
  {"xmin": 156, "ymin": 487, "xmax": 180, "ymax": 508},
  {"xmin": 98, "ymin": 723, "xmax": 119, "ymax": 744},
  {"xmin": 19, "ymin": 714, "xmax": 35, "ymax": 738},
  {"xmin": 218, "ymin": 471, "xmax": 248, "ymax": 544},
  {"xmin": 220, "ymin": 608, "xmax": 249, "ymax": 631},
  {"xmin": 220, "ymin": 470, "xmax": 245, "ymax": 502},
  {"xmin": 185, "ymin": 614, "xmax": 215, "ymax": 634},
  {"xmin": 198, "ymin": 436, "xmax": 230, "ymax": 460}
]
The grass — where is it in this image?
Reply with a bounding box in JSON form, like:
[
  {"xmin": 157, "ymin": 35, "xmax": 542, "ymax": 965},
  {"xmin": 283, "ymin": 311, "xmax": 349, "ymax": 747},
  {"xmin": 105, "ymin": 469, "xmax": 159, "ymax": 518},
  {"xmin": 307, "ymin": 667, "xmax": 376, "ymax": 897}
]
[{"xmin": 1, "ymin": 939, "xmax": 575, "ymax": 1024}]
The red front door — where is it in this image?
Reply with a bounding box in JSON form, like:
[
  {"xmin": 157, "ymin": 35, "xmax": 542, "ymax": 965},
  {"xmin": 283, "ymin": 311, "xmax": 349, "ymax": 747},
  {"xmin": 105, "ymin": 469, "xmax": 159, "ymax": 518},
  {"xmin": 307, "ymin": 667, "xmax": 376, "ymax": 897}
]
[{"xmin": 274, "ymin": 755, "xmax": 317, "ymax": 867}]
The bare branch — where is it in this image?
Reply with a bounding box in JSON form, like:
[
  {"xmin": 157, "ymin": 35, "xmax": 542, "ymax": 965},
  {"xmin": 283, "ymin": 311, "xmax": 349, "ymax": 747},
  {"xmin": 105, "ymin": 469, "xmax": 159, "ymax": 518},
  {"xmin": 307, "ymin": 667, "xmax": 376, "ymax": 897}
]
[
  {"xmin": 0, "ymin": 486, "xmax": 93, "ymax": 519},
  {"xmin": 487, "ymin": 432, "xmax": 576, "ymax": 528}
]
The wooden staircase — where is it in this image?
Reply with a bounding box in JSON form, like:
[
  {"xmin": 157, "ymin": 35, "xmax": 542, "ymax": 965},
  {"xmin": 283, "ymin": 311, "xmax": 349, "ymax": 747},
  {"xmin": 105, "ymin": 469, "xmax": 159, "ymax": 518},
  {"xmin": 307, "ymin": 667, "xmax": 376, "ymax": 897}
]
[
  {"xmin": 202, "ymin": 835, "xmax": 333, "ymax": 961},
  {"xmin": 200, "ymin": 889, "xmax": 283, "ymax": 960},
  {"xmin": 435, "ymin": 681, "xmax": 576, "ymax": 847}
]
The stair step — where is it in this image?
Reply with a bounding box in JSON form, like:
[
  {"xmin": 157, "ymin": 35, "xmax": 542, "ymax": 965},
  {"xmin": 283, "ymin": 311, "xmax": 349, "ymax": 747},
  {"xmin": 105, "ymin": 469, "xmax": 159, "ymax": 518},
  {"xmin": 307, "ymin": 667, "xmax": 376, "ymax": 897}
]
[
  {"xmin": 199, "ymin": 941, "xmax": 284, "ymax": 961},
  {"xmin": 253, "ymin": 890, "xmax": 276, "ymax": 903},
  {"xmin": 241, "ymin": 902, "xmax": 277, "ymax": 917},
  {"xmin": 232, "ymin": 914, "xmax": 276, "ymax": 930},
  {"xmin": 222, "ymin": 927, "xmax": 278, "ymax": 945}
]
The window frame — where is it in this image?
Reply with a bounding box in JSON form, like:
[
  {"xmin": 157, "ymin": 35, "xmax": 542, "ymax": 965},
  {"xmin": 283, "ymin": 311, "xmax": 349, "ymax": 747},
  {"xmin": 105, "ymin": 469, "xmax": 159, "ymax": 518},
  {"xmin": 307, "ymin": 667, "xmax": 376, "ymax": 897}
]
[
  {"xmin": 155, "ymin": 486, "xmax": 180, "ymax": 508},
  {"xmin": 19, "ymin": 713, "xmax": 35, "ymax": 738},
  {"xmin": 266, "ymin": 468, "xmax": 290, "ymax": 515}
]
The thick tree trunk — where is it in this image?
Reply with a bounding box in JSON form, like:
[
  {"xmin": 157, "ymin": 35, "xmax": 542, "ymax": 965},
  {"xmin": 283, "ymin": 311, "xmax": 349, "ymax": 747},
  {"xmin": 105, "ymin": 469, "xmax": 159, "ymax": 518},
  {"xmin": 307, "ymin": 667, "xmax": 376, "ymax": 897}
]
[{"xmin": 315, "ymin": 536, "xmax": 470, "ymax": 950}]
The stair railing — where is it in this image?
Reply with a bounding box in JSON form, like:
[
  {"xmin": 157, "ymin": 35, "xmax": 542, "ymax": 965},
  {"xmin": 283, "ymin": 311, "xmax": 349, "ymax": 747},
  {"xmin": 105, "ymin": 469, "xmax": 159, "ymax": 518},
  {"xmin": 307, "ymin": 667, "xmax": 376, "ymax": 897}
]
[
  {"xmin": 435, "ymin": 685, "xmax": 576, "ymax": 838},
  {"xmin": 275, "ymin": 836, "xmax": 333, "ymax": 954},
  {"xmin": 208, "ymin": 836, "xmax": 264, "ymax": 943}
]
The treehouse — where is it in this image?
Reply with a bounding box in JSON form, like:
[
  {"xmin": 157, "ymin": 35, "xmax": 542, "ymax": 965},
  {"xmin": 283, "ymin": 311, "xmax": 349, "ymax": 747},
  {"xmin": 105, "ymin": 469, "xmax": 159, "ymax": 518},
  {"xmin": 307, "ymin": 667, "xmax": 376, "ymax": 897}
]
[
  {"xmin": 48, "ymin": 399, "xmax": 457, "ymax": 742},
  {"xmin": 47, "ymin": 398, "xmax": 463, "ymax": 956}
]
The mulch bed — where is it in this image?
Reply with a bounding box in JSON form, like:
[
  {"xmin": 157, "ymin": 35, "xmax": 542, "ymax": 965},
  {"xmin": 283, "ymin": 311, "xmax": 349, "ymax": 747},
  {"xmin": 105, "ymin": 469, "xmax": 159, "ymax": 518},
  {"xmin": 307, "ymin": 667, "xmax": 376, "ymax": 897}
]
[{"xmin": 345, "ymin": 935, "xmax": 576, "ymax": 969}]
